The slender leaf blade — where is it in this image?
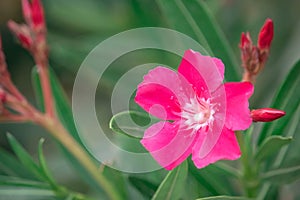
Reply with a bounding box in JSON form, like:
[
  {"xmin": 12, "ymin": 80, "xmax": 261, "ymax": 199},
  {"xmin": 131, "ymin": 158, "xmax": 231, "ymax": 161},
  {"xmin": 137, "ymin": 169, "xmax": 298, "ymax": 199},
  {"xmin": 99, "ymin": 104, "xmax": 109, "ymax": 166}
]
[
  {"xmin": 262, "ymin": 165, "xmax": 300, "ymax": 184},
  {"xmin": 0, "ymin": 148, "xmax": 35, "ymax": 179},
  {"xmin": 37, "ymin": 138, "xmax": 60, "ymax": 190},
  {"xmin": 0, "ymin": 176, "xmax": 49, "ymax": 189},
  {"xmin": 151, "ymin": 161, "xmax": 188, "ymax": 200},
  {"xmin": 258, "ymin": 60, "xmax": 300, "ymax": 145},
  {"xmin": 197, "ymin": 196, "xmax": 253, "ymax": 200},
  {"xmin": 255, "ymin": 136, "xmax": 292, "ymax": 162},
  {"xmin": 188, "ymin": 160, "xmax": 237, "ymax": 195},
  {"xmin": 129, "ymin": 176, "xmax": 158, "ymax": 198},
  {"xmin": 6, "ymin": 134, "xmax": 45, "ymax": 181},
  {"xmin": 156, "ymin": 0, "xmax": 240, "ymax": 81},
  {"xmin": 0, "ymin": 187, "xmax": 55, "ymax": 197}
]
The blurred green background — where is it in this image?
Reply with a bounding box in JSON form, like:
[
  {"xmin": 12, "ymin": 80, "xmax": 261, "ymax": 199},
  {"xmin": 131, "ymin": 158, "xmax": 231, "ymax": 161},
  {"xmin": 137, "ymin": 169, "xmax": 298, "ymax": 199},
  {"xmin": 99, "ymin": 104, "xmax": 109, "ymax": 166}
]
[{"xmin": 0, "ymin": 0, "xmax": 300, "ymax": 199}]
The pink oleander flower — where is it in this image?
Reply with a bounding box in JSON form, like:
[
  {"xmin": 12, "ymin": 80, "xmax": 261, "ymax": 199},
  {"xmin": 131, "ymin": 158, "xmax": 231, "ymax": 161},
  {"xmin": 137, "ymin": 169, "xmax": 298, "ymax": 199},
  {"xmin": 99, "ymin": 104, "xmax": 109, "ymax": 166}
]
[{"xmin": 135, "ymin": 49, "xmax": 254, "ymax": 170}]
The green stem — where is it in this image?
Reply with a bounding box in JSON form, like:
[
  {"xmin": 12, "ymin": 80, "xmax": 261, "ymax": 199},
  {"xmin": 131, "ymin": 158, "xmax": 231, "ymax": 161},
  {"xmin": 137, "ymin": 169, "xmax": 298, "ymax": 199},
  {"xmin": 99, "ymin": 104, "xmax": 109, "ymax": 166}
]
[
  {"xmin": 236, "ymin": 130, "xmax": 259, "ymax": 198},
  {"xmin": 35, "ymin": 114, "xmax": 122, "ymax": 200}
]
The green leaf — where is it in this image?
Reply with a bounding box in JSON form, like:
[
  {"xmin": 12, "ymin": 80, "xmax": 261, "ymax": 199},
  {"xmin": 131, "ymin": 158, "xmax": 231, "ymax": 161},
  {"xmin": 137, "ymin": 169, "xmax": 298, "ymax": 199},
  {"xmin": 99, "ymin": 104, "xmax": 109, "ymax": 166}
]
[
  {"xmin": 156, "ymin": 0, "xmax": 240, "ymax": 81},
  {"xmin": 0, "ymin": 187, "xmax": 55, "ymax": 197},
  {"xmin": 151, "ymin": 161, "xmax": 188, "ymax": 200},
  {"xmin": 188, "ymin": 160, "xmax": 237, "ymax": 196},
  {"xmin": 196, "ymin": 196, "xmax": 253, "ymax": 200},
  {"xmin": 6, "ymin": 134, "xmax": 45, "ymax": 181},
  {"xmin": 0, "ymin": 148, "xmax": 35, "ymax": 179},
  {"xmin": 128, "ymin": 176, "xmax": 158, "ymax": 198},
  {"xmin": 255, "ymin": 136, "xmax": 292, "ymax": 162},
  {"xmin": 109, "ymin": 111, "xmax": 159, "ymax": 139},
  {"xmin": 102, "ymin": 167, "xmax": 128, "ymax": 199},
  {"xmin": 262, "ymin": 165, "xmax": 300, "ymax": 184},
  {"xmin": 256, "ymin": 60, "xmax": 300, "ymax": 199},
  {"xmin": 37, "ymin": 139, "xmax": 60, "ymax": 191},
  {"xmin": 0, "ymin": 176, "xmax": 49, "ymax": 189},
  {"xmin": 258, "ymin": 60, "xmax": 300, "ymax": 145}
]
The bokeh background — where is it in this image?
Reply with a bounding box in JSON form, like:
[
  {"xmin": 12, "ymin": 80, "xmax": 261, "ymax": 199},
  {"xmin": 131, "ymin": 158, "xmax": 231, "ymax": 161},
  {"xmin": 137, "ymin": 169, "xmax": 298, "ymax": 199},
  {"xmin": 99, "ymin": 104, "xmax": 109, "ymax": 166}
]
[{"xmin": 0, "ymin": 0, "xmax": 300, "ymax": 199}]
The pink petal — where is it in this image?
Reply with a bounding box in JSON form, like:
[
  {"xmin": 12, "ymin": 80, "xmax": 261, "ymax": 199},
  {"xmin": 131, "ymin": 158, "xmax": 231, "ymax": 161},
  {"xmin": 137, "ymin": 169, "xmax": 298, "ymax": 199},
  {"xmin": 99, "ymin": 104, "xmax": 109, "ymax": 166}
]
[
  {"xmin": 192, "ymin": 127, "xmax": 241, "ymax": 168},
  {"xmin": 225, "ymin": 82, "xmax": 254, "ymax": 130},
  {"xmin": 139, "ymin": 66, "xmax": 182, "ymax": 94},
  {"xmin": 212, "ymin": 57, "xmax": 225, "ymax": 80},
  {"xmin": 135, "ymin": 83, "xmax": 181, "ymax": 120},
  {"xmin": 141, "ymin": 121, "xmax": 197, "ymax": 170},
  {"xmin": 135, "ymin": 67, "xmax": 183, "ymax": 120},
  {"xmin": 178, "ymin": 50, "xmax": 224, "ymax": 98}
]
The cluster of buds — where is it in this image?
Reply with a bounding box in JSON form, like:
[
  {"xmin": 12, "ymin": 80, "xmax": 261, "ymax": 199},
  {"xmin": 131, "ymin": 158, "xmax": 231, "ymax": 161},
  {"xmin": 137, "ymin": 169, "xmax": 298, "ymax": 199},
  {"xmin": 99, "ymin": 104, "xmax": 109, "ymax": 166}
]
[
  {"xmin": 0, "ymin": 37, "xmax": 38, "ymax": 123},
  {"xmin": 240, "ymin": 19, "xmax": 274, "ymax": 83},
  {"xmin": 0, "ymin": 0, "xmax": 52, "ymax": 123},
  {"xmin": 8, "ymin": 0, "xmax": 47, "ymax": 68},
  {"xmin": 239, "ymin": 19, "xmax": 285, "ymax": 123}
]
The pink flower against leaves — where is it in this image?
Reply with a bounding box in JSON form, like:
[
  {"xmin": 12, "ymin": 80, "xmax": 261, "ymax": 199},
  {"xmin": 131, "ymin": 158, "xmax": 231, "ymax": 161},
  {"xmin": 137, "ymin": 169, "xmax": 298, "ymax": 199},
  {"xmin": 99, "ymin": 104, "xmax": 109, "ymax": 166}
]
[{"xmin": 135, "ymin": 49, "xmax": 254, "ymax": 170}]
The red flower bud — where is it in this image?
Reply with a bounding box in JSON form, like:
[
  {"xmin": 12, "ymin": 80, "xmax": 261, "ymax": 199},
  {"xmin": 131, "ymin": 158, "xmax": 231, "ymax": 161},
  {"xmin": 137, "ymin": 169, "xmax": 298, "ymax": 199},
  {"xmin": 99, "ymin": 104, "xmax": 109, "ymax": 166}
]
[
  {"xmin": 21, "ymin": 0, "xmax": 45, "ymax": 32},
  {"xmin": 258, "ymin": 18, "xmax": 274, "ymax": 50},
  {"xmin": 30, "ymin": 0, "xmax": 45, "ymax": 31},
  {"xmin": 0, "ymin": 36, "xmax": 6, "ymax": 72},
  {"xmin": 7, "ymin": 20, "xmax": 33, "ymax": 50},
  {"xmin": 0, "ymin": 88, "xmax": 5, "ymax": 102},
  {"xmin": 251, "ymin": 108, "xmax": 285, "ymax": 122},
  {"xmin": 240, "ymin": 32, "xmax": 252, "ymax": 49},
  {"xmin": 0, "ymin": 35, "xmax": 2, "ymax": 50},
  {"xmin": 22, "ymin": 0, "xmax": 32, "ymax": 25}
]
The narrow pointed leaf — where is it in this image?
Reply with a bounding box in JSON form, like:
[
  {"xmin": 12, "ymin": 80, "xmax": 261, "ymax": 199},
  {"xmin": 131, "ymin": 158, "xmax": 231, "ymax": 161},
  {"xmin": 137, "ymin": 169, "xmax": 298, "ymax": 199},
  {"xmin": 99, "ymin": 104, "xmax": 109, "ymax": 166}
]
[
  {"xmin": 0, "ymin": 187, "xmax": 55, "ymax": 197},
  {"xmin": 258, "ymin": 60, "xmax": 300, "ymax": 144},
  {"xmin": 0, "ymin": 176, "xmax": 49, "ymax": 189},
  {"xmin": 262, "ymin": 165, "xmax": 300, "ymax": 184},
  {"xmin": 151, "ymin": 161, "xmax": 188, "ymax": 200},
  {"xmin": 188, "ymin": 160, "xmax": 237, "ymax": 195},
  {"xmin": 0, "ymin": 149, "xmax": 35, "ymax": 179},
  {"xmin": 6, "ymin": 134, "xmax": 45, "ymax": 181},
  {"xmin": 37, "ymin": 138, "xmax": 60, "ymax": 190},
  {"xmin": 196, "ymin": 196, "xmax": 253, "ymax": 200},
  {"xmin": 156, "ymin": 0, "xmax": 240, "ymax": 81},
  {"xmin": 129, "ymin": 176, "xmax": 158, "ymax": 198},
  {"xmin": 257, "ymin": 60, "xmax": 300, "ymax": 199},
  {"xmin": 255, "ymin": 136, "xmax": 292, "ymax": 162}
]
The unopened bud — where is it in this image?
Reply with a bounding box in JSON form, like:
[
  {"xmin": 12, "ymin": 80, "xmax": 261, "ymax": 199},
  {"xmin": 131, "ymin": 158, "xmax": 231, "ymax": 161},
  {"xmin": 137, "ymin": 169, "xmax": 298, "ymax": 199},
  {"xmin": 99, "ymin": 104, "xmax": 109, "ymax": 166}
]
[
  {"xmin": 251, "ymin": 108, "xmax": 285, "ymax": 122},
  {"xmin": 0, "ymin": 88, "xmax": 6, "ymax": 102},
  {"xmin": 258, "ymin": 18, "xmax": 274, "ymax": 50},
  {"xmin": 7, "ymin": 20, "xmax": 33, "ymax": 50},
  {"xmin": 240, "ymin": 32, "xmax": 252, "ymax": 49},
  {"xmin": 22, "ymin": 0, "xmax": 32, "ymax": 26},
  {"xmin": 30, "ymin": 0, "xmax": 45, "ymax": 31}
]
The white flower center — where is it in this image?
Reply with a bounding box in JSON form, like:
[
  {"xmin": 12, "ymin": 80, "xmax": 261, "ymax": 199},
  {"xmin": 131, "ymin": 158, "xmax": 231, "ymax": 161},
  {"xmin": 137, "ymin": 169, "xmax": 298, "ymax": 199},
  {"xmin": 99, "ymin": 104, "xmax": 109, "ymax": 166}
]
[{"xmin": 181, "ymin": 96, "xmax": 215, "ymax": 132}]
